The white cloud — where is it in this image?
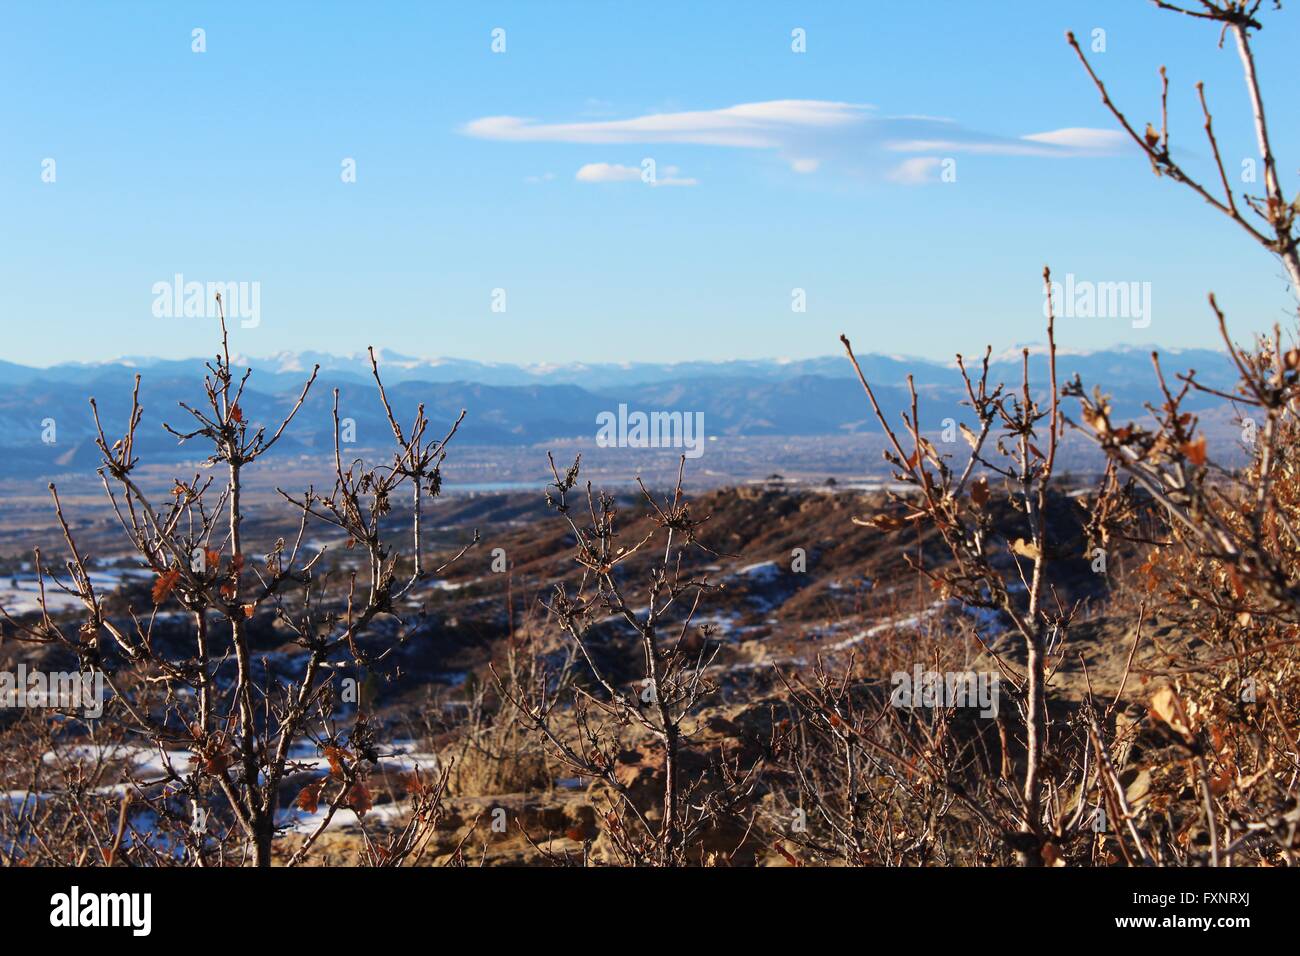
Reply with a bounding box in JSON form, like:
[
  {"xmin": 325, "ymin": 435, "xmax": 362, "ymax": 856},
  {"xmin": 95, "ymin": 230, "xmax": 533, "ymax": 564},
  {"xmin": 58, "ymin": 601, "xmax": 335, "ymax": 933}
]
[
  {"xmin": 575, "ymin": 162, "xmax": 698, "ymax": 186},
  {"xmin": 465, "ymin": 100, "xmax": 1127, "ymax": 181},
  {"xmin": 887, "ymin": 157, "xmax": 943, "ymax": 185},
  {"xmin": 575, "ymin": 162, "xmax": 641, "ymax": 183},
  {"xmin": 886, "ymin": 128, "xmax": 1127, "ymax": 157},
  {"xmin": 1020, "ymin": 127, "xmax": 1127, "ymax": 152},
  {"xmin": 466, "ymin": 100, "xmax": 873, "ymax": 148},
  {"xmin": 657, "ymin": 165, "xmax": 699, "ymax": 186}
]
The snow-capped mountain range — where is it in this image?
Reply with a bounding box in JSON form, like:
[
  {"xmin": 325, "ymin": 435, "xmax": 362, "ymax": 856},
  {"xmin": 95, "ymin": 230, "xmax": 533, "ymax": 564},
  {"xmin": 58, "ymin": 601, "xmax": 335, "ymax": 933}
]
[
  {"xmin": 0, "ymin": 344, "xmax": 1230, "ymax": 391},
  {"xmin": 0, "ymin": 346, "xmax": 1240, "ymax": 479}
]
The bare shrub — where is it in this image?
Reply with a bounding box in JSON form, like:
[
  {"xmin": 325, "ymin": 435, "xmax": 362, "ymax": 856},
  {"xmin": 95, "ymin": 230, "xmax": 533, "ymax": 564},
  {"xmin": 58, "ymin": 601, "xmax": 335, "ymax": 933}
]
[
  {"xmin": 1, "ymin": 301, "xmax": 472, "ymax": 866},
  {"xmin": 493, "ymin": 456, "xmax": 765, "ymax": 865}
]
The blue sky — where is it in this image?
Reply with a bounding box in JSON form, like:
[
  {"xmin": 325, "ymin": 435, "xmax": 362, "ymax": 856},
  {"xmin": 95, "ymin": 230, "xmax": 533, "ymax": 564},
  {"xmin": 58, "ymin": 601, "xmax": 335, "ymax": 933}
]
[{"xmin": 2, "ymin": 1, "xmax": 1297, "ymax": 367}]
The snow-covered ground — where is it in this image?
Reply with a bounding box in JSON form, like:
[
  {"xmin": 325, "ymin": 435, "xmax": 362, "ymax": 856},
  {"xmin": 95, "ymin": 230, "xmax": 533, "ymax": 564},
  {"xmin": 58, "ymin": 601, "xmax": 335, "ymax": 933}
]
[
  {"xmin": 5, "ymin": 737, "xmax": 447, "ymax": 839},
  {"xmin": 2, "ymin": 741, "xmax": 189, "ymax": 810},
  {"xmin": 732, "ymin": 560, "xmax": 781, "ymax": 582},
  {"xmin": 820, "ymin": 597, "xmax": 1008, "ymax": 654},
  {"xmin": 278, "ymin": 738, "xmax": 443, "ymax": 834},
  {"xmin": 0, "ymin": 565, "xmax": 154, "ymax": 616}
]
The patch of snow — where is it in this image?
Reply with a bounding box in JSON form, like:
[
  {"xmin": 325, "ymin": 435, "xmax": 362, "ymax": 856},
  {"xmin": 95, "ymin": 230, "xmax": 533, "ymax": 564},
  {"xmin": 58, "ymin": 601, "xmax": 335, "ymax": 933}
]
[
  {"xmin": 0, "ymin": 567, "xmax": 154, "ymax": 616},
  {"xmin": 733, "ymin": 560, "xmax": 781, "ymax": 581}
]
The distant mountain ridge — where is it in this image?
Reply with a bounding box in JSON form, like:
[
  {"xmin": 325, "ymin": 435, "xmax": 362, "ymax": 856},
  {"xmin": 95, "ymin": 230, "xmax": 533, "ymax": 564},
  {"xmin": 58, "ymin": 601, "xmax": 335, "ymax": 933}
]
[
  {"xmin": 3, "ymin": 350, "xmax": 885, "ymax": 391},
  {"xmin": 4, "ymin": 344, "xmax": 1233, "ymax": 391},
  {"xmin": 0, "ymin": 346, "xmax": 1243, "ymax": 480}
]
